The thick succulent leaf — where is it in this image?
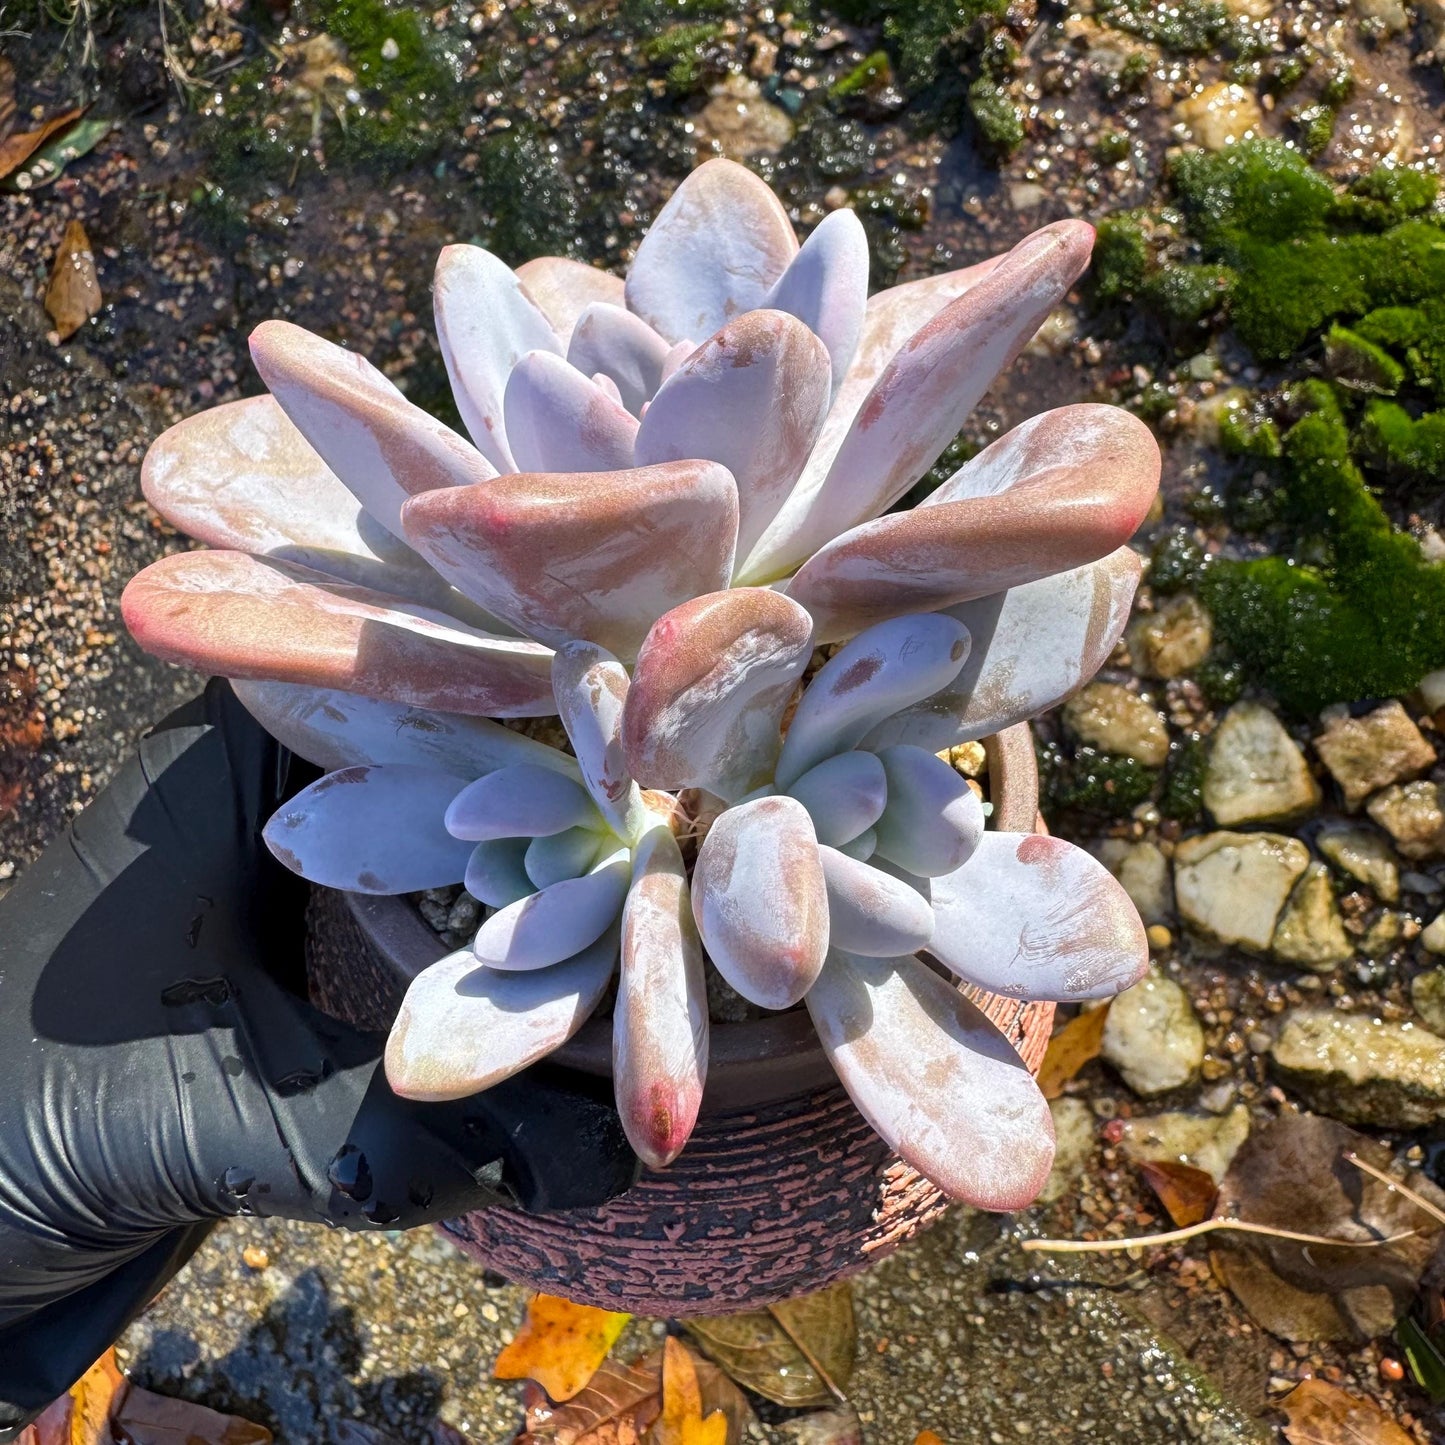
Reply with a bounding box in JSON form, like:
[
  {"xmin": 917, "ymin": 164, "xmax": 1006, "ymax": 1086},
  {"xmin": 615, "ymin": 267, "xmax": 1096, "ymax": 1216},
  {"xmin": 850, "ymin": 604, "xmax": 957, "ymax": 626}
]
[
  {"xmin": 591, "ymin": 372, "xmax": 624, "ymax": 405},
  {"xmin": 659, "ymin": 338, "xmax": 693, "ymax": 385},
  {"xmin": 784, "ymin": 750, "xmax": 887, "ymax": 847},
  {"xmin": 624, "ymin": 157, "xmax": 798, "ymax": 343},
  {"xmin": 615, "ymin": 825, "xmax": 709, "ymax": 1167},
  {"xmin": 806, "ymin": 950, "xmax": 1055, "ymax": 1208},
  {"xmin": 122, "ymin": 550, "xmax": 555, "ymax": 716},
  {"xmin": 621, "ymin": 588, "xmax": 813, "ymax": 799},
  {"xmin": 400, "ymin": 460, "xmax": 739, "ymax": 657},
  {"xmin": 229, "ymin": 678, "xmax": 582, "ymax": 778},
  {"xmin": 786, "ymin": 404, "xmax": 1159, "ymax": 641},
  {"xmin": 433, "ymin": 244, "xmax": 562, "ymax": 471},
  {"xmin": 818, "ymin": 846, "xmax": 935, "ymax": 957},
  {"xmin": 633, "ymin": 310, "xmax": 831, "ymax": 560},
  {"xmin": 738, "ymin": 254, "xmax": 1009, "ymax": 583},
  {"xmin": 503, "ymin": 351, "xmax": 640, "ymax": 473},
  {"xmin": 248, "ymin": 320, "xmax": 495, "ymax": 544},
  {"xmin": 473, "ymin": 849, "xmax": 632, "ymax": 970},
  {"xmin": 836, "ymin": 827, "xmax": 876, "ymax": 862},
  {"xmin": 445, "ymin": 762, "xmax": 597, "ymax": 841},
  {"xmin": 762, "ymin": 207, "xmax": 869, "ymax": 394},
  {"xmin": 872, "ymin": 745, "xmax": 984, "ymax": 877},
  {"xmin": 465, "ymin": 837, "xmax": 536, "ymax": 908},
  {"xmin": 385, "ymin": 937, "xmax": 616, "ymax": 1102},
  {"xmin": 690, "ymin": 795, "xmax": 828, "ymax": 1010},
  {"xmin": 773, "ymin": 613, "xmax": 971, "ymax": 789},
  {"xmin": 863, "ymin": 549, "xmax": 1143, "ymax": 751},
  {"xmin": 566, "ymin": 303, "xmax": 671, "ymax": 416},
  {"xmin": 552, "ymin": 640, "xmax": 645, "ymax": 838},
  {"xmin": 515, "ymin": 256, "xmax": 625, "ymax": 343},
  {"xmin": 263, "ymin": 764, "xmax": 471, "ymax": 893},
  {"xmin": 740, "ymin": 226, "xmax": 1089, "ymax": 582},
  {"xmin": 927, "ymin": 832, "xmax": 1149, "ymax": 1001},
  {"xmin": 140, "ymin": 394, "xmax": 440, "ymax": 598},
  {"xmin": 525, "ymin": 826, "xmax": 603, "ymax": 890}
]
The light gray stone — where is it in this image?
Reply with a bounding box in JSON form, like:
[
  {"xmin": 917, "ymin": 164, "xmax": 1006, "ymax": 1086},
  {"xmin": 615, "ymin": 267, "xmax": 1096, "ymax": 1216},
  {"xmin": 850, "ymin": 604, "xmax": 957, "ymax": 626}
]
[
  {"xmin": 1174, "ymin": 831, "xmax": 1310, "ymax": 951},
  {"xmin": 1126, "ymin": 594, "xmax": 1213, "ymax": 680},
  {"xmin": 1367, "ymin": 781, "xmax": 1445, "ymax": 860},
  {"xmin": 1093, "ymin": 838, "xmax": 1174, "ymax": 926},
  {"xmin": 1039, "ymin": 1097, "xmax": 1095, "ymax": 1203},
  {"xmin": 1423, "ymin": 912, "xmax": 1445, "ymax": 955},
  {"xmin": 1271, "ymin": 863, "xmax": 1352, "ymax": 973},
  {"xmin": 1118, "ymin": 1103, "xmax": 1251, "ymax": 1183},
  {"xmin": 1204, "ymin": 702, "xmax": 1321, "ymax": 826},
  {"xmin": 1313, "ymin": 701, "xmax": 1436, "ymax": 810},
  {"xmin": 1270, "ymin": 1007, "xmax": 1445, "ymax": 1127},
  {"xmin": 1062, "ymin": 681, "xmax": 1170, "ymax": 767},
  {"xmin": 1316, "ymin": 826, "xmax": 1400, "ymax": 903},
  {"xmin": 1101, "ymin": 969, "xmax": 1204, "ymax": 1096}
]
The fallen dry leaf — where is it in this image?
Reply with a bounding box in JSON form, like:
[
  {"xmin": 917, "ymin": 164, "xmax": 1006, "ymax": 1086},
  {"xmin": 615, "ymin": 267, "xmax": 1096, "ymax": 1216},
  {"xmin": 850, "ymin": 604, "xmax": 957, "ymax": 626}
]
[
  {"xmin": 1138, "ymin": 1159, "xmax": 1218, "ymax": 1228},
  {"xmin": 686, "ymin": 1282, "xmax": 855, "ymax": 1409},
  {"xmin": 1037, "ymin": 1006, "xmax": 1109, "ymax": 1099},
  {"xmin": 495, "ymin": 1294, "xmax": 632, "ymax": 1404},
  {"xmin": 20, "ymin": 1348, "xmax": 128, "ymax": 1445},
  {"xmin": 689, "ymin": 1358, "xmax": 756, "ymax": 1445},
  {"xmin": 0, "ymin": 105, "xmax": 84, "ymax": 183},
  {"xmin": 0, "ymin": 58, "xmax": 15, "ymax": 143},
  {"xmin": 913, "ymin": 1434, "xmax": 946, "ymax": 1445},
  {"xmin": 1280, "ymin": 1378, "xmax": 1414, "ymax": 1445},
  {"xmin": 775, "ymin": 1408, "xmax": 863, "ymax": 1444},
  {"xmin": 516, "ymin": 1355, "xmax": 662, "ymax": 1445},
  {"xmin": 112, "ymin": 1384, "xmax": 274, "ymax": 1444},
  {"xmin": 653, "ymin": 1338, "xmax": 726, "ymax": 1445},
  {"xmin": 45, "ymin": 219, "xmax": 102, "ymax": 341}
]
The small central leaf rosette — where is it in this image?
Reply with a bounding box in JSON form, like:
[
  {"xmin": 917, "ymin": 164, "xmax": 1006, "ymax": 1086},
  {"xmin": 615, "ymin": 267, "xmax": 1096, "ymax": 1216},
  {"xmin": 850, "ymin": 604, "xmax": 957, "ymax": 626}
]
[
  {"xmin": 266, "ymin": 597, "xmax": 1148, "ymax": 1208},
  {"xmin": 119, "ymin": 157, "xmax": 1165, "ymax": 1210}
]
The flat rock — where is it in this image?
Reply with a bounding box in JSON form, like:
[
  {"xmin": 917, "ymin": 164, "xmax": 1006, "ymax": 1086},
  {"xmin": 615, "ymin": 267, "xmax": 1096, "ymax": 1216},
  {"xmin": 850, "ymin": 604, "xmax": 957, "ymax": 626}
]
[
  {"xmin": 1039, "ymin": 1096, "xmax": 1095, "ymax": 1204},
  {"xmin": 1412, "ymin": 968, "xmax": 1445, "ymax": 1033},
  {"xmin": 1061, "ymin": 681, "xmax": 1169, "ymax": 767},
  {"xmin": 1203, "ymin": 702, "xmax": 1321, "ymax": 826},
  {"xmin": 1420, "ymin": 666, "xmax": 1445, "ymax": 714},
  {"xmin": 1092, "ymin": 838, "xmax": 1174, "ymax": 925},
  {"xmin": 1174, "ymin": 831, "xmax": 1310, "ymax": 951},
  {"xmin": 1270, "ymin": 1007, "xmax": 1445, "ymax": 1127},
  {"xmin": 1101, "ymin": 969, "xmax": 1204, "ymax": 1096},
  {"xmin": 1176, "ymin": 82, "xmax": 1263, "ymax": 150},
  {"xmin": 1118, "ymin": 1103, "xmax": 1251, "ymax": 1183},
  {"xmin": 1126, "ymin": 593, "xmax": 1212, "ymax": 680},
  {"xmin": 1315, "ymin": 825, "xmax": 1400, "ymax": 903},
  {"xmin": 1423, "ymin": 912, "xmax": 1445, "ymax": 955},
  {"xmin": 1366, "ymin": 781, "xmax": 1445, "ymax": 859},
  {"xmin": 1313, "ymin": 701, "xmax": 1436, "ymax": 810},
  {"xmin": 1271, "ymin": 862, "xmax": 1352, "ymax": 973}
]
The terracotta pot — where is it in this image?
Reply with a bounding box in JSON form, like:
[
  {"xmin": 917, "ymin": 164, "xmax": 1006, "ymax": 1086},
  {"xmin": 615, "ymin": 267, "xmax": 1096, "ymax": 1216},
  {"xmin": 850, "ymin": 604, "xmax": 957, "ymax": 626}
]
[{"xmin": 305, "ymin": 724, "xmax": 1055, "ymax": 1316}]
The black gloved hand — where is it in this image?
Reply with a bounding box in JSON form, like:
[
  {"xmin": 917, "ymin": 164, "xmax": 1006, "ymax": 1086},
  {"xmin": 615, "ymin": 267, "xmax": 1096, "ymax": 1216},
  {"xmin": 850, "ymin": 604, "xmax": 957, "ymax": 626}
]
[{"xmin": 0, "ymin": 680, "xmax": 639, "ymax": 1435}]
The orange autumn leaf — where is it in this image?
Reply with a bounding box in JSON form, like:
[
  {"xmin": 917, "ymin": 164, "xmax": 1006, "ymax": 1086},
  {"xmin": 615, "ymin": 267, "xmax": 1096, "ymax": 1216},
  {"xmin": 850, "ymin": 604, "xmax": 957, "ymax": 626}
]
[
  {"xmin": 0, "ymin": 105, "xmax": 84, "ymax": 184},
  {"xmin": 652, "ymin": 1338, "xmax": 727, "ymax": 1445},
  {"xmin": 1138, "ymin": 1159, "xmax": 1218, "ymax": 1228},
  {"xmin": 1280, "ymin": 1377, "xmax": 1414, "ymax": 1445},
  {"xmin": 495, "ymin": 1293, "xmax": 632, "ymax": 1403},
  {"xmin": 45, "ymin": 219, "xmax": 102, "ymax": 342},
  {"xmin": 1037, "ymin": 1005, "xmax": 1108, "ymax": 1099},
  {"xmin": 914, "ymin": 1434, "xmax": 946, "ymax": 1445}
]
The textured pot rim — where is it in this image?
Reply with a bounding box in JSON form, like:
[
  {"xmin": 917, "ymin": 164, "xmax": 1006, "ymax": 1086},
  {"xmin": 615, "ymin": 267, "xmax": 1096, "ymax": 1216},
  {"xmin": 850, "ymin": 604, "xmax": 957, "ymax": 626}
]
[{"xmin": 341, "ymin": 722, "xmax": 1040, "ymax": 1112}]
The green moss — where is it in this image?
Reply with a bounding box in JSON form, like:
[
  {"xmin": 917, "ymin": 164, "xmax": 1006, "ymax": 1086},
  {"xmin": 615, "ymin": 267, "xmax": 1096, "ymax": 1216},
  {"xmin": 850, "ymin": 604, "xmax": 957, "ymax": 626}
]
[
  {"xmin": 1195, "ymin": 653, "xmax": 1245, "ymax": 706},
  {"xmin": 1201, "ymin": 395, "xmax": 1445, "ymax": 713},
  {"xmin": 1160, "ymin": 735, "xmax": 1208, "ymax": 823},
  {"xmin": 1324, "ymin": 324, "xmax": 1405, "ymax": 395},
  {"xmin": 1343, "ymin": 167, "xmax": 1440, "ymax": 227},
  {"xmin": 830, "ymin": 49, "xmax": 892, "ymax": 99},
  {"xmin": 1094, "ymin": 0, "xmax": 1230, "ymax": 53},
  {"xmin": 1219, "ymin": 397, "xmax": 1282, "ymax": 460},
  {"xmin": 1093, "ymin": 129, "xmax": 1132, "ymax": 165},
  {"xmin": 1148, "ymin": 529, "xmax": 1207, "ymax": 593},
  {"xmin": 1144, "ymin": 263, "xmax": 1232, "ymax": 331},
  {"xmin": 473, "ymin": 128, "xmax": 580, "ymax": 264},
  {"xmin": 967, "ymin": 77, "xmax": 1023, "ymax": 157},
  {"xmin": 1170, "ymin": 139, "xmax": 1334, "ymax": 249},
  {"xmin": 1354, "ymin": 301, "xmax": 1445, "ymax": 403},
  {"xmin": 1040, "ymin": 743, "xmax": 1159, "ymax": 819},
  {"xmin": 1092, "ymin": 212, "xmax": 1151, "ymax": 303},
  {"xmin": 620, "ymin": 0, "xmax": 734, "ymax": 24},
  {"xmin": 642, "ymin": 21, "xmax": 724, "ymax": 91},
  {"xmin": 827, "ymin": 0, "xmax": 1007, "ymax": 88},
  {"xmin": 1357, "ymin": 400, "xmax": 1445, "ymax": 482},
  {"xmin": 1294, "ymin": 103, "xmax": 1337, "ymax": 159}
]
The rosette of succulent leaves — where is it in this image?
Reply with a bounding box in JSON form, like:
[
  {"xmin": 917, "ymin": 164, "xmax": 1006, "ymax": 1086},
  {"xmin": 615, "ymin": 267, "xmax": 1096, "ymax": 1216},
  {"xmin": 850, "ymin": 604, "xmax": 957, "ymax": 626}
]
[{"xmin": 124, "ymin": 159, "xmax": 1160, "ymax": 1209}]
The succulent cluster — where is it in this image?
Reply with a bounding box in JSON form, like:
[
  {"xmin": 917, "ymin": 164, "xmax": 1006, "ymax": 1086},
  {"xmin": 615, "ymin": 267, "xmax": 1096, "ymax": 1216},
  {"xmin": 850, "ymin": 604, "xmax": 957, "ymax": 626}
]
[{"xmin": 123, "ymin": 159, "xmax": 1159, "ymax": 1209}]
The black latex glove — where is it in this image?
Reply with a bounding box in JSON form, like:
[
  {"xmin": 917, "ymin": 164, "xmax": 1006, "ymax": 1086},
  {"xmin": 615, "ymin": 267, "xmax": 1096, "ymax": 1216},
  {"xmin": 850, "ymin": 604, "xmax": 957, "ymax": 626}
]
[{"xmin": 0, "ymin": 680, "xmax": 639, "ymax": 1436}]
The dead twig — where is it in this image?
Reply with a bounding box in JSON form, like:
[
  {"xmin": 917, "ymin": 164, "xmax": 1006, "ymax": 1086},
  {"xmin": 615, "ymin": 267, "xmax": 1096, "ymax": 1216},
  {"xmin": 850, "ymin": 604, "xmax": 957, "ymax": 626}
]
[{"xmin": 1021, "ymin": 1218, "xmax": 1418, "ymax": 1255}]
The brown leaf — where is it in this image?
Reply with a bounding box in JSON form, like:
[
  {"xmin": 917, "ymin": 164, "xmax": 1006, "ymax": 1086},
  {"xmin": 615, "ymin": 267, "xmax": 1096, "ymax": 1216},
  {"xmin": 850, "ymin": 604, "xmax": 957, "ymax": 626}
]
[
  {"xmin": 1036, "ymin": 1005, "xmax": 1108, "ymax": 1099},
  {"xmin": 0, "ymin": 58, "xmax": 15, "ymax": 144},
  {"xmin": 1213, "ymin": 1114, "xmax": 1445, "ymax": 1343},
  {"xmin": 494, "ymin": 1295, "xmax": 632, "ymax": 1404},
  {"xmin": 685, "ymin": 1283, "xmax": 856, "ymax": 1409},
  {"xmin": 1280, "ymin": 1378, "xmax": 1414, "ymax": 1445},
  {"xmin": 45, "ymin": 219, "xmax": 102, "ymax": 341},
  {"xmin": 0, "ymin": 105, "xmax": 84, "ymax": 183},
  {"xmin": 913, "ymin": 1434, "xmax": 946, "ymax": 1445},
  {"xmin": 651, "ymin": 1338, "xmax": 726, "ymax": 1445},
  {"xmin": 690, "ymin": 1359, "xmax": 756, "ymax": 1445},
  {"xmin": 112, "ymin": 1384, "xmax": 274, "ymax": 1444},
  {"xmin": 1138, "ymin": 1159, "xmax": 1218, "ymax": 1228},
  {"xmin": 517, "ymin": 1355, "xmax": 662, "ymax": 1445}
]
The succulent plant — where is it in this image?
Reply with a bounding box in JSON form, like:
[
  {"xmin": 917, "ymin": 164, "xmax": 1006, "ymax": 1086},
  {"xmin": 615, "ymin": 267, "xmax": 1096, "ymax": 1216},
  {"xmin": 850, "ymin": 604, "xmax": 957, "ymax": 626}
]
[{"xmin": 123, "ymin": 158, "xmax": 1161, "ymax": 1209}]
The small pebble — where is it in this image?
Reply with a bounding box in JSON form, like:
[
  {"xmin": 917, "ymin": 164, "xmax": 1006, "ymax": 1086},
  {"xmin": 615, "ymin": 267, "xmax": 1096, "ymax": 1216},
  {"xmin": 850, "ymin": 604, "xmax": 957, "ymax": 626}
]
[
  {"xmin": 1380, "ymin": 1358, "xmax": 1405, "ymax": 1382},
  {"xmin": 241, "ymin": 1245, "xmax": 270, "ymax": 1271},
  {"xmin": 1146, "ymin": 924, "xmax": 1172, "ymax": 952}
]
